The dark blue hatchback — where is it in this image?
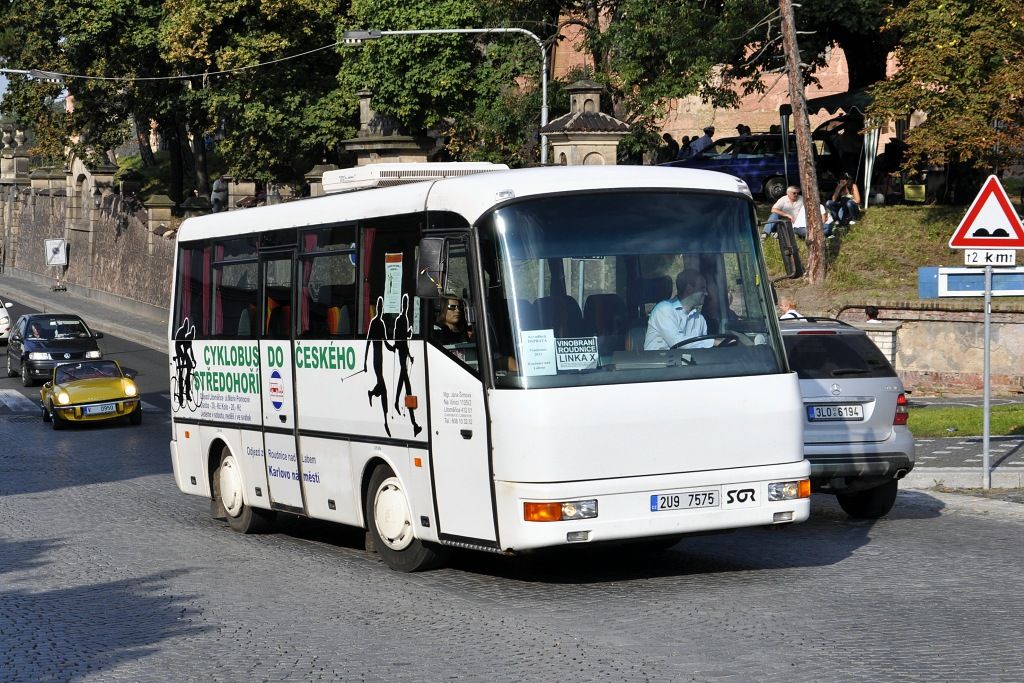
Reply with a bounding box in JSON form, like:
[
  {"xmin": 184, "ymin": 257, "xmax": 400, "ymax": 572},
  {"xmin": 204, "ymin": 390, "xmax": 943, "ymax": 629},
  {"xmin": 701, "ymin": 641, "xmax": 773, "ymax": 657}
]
[
  {"xmin": 6, "ymin": 313, "xmax": 104, "ymax": 387},
  {"xmin": 664, "ymin": 134, "xmax": 804, "ymax": 202}
]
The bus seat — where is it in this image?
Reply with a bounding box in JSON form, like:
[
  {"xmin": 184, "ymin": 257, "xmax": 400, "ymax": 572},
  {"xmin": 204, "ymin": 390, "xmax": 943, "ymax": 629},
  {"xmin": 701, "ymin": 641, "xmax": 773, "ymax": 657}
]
[
  {"xmin": 536, "ymin": 295, "xmax": 584, "ymax": 337},
  {"xmin": 326, "ymin": 306, "xmax": 352, "ymax": 335},
  {"xmin": 583, "ymin": 293, "xmax": 627, "ymax": 336},
  {"xmin": 265, "ymin": 299, "xmax": 291, "ymax": 337},
  {"xmin": 641, "ymin": 275, "xmax": 673, "ymax": 305},
  {"xmin": 511, "ymin": 298, "xmax": 539, "ymax": 331},
  {"xmin": 265, "ymin": 297, "xmax": 280, "ymax": 332},
  {"xmin": 625, "ymin": 324, "xmax": 647, "ymax": 352}
]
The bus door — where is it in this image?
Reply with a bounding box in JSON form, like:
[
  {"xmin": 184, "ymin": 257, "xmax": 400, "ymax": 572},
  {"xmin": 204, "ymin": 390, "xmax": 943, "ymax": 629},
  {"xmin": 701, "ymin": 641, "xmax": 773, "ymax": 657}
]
[
  {"xmin": 260, "ymin": 249, "xmax": 304, "ymax": 512},
  {"xmin": 424, "ymin": 236, "xmax": 498, "ymax": 544}
]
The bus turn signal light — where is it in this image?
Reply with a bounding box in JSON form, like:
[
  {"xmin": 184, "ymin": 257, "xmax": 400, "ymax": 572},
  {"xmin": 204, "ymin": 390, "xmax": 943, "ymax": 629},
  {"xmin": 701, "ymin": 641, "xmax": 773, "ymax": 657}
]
[
  {"xmin": 768, "ymin": 479, "xmax": 811, "ymax": 501},
  {"xmin": 524, "ymin": 502, "xmax": 562, "ymax": 522},
  {"xmin": 524, "ymin": 500, "xmax": 598, "ymax": 522}
]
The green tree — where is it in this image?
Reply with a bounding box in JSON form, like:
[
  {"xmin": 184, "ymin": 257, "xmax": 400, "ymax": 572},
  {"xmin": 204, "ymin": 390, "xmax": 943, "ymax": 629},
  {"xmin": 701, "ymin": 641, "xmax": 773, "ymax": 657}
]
[
  {"xmin": 336, "ymin": 0, "xmax": 486, "ymax": 146},
  {"xmin": 160, "ymin": 0, "xmax": 348, "ymax": 184},
  {"xmin": 0, "ymin": 0, "xmax": 76, "ymax": 165},
  {"xmin": 869, "ymin": 0, "xmax": 1024, "ymax": 200}
]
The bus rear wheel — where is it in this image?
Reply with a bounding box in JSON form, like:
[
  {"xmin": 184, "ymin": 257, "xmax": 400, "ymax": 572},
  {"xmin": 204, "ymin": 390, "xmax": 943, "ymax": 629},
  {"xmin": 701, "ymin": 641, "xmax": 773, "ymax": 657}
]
[
  {"xmin": 365, "ymin": 464, "xmax": 446, "ymax": 572},
  {"xmin": 215, "ymin": 448, "xmax": 276, "ymax": 534}
]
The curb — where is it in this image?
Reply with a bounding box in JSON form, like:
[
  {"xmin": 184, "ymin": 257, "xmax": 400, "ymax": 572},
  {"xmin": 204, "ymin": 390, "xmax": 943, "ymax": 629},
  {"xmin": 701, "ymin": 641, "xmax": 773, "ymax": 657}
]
[{"xmin": 902, "ymin": 467, "xmax": 1024, "ymax": 490}]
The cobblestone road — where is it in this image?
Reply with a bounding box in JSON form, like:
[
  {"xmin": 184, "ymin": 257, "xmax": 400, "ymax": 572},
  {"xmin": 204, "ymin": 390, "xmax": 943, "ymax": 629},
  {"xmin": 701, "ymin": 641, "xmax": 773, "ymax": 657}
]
[{"xmin": 3, "ymin": 409, "xmax": 1024, "ymax": 682}]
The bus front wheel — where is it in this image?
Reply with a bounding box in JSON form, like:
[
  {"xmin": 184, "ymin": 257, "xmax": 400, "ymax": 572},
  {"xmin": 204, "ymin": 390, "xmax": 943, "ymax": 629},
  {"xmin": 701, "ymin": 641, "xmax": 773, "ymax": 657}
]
[
  {"xmin": 365, "ymin": 464, "xmax": 446, "ymax": 572},
  {"xmin": 214, "ymin": 448, "xmax": 276, "ymax": 534}
]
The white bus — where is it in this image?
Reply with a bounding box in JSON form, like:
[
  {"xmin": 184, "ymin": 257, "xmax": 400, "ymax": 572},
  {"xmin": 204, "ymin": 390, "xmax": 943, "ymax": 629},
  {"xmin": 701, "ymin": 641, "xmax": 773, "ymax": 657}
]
[{"xmin": 168, "ymin": 164, "xmax": 810, "ymax": 571}]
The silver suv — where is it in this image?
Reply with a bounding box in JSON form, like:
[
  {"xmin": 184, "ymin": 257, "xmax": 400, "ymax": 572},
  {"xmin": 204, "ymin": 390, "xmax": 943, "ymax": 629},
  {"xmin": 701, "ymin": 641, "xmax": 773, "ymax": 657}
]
[{"xmin": 780, "ymin": 318, "xmax": 914, "ymax": 518}]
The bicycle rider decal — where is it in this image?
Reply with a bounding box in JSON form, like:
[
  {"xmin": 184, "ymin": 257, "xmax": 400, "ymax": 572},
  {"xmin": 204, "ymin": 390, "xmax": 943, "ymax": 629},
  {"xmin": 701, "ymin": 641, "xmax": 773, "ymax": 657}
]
[{"xmin": 171, "ymin": 317, "xmax": 202, "ymax": 412}]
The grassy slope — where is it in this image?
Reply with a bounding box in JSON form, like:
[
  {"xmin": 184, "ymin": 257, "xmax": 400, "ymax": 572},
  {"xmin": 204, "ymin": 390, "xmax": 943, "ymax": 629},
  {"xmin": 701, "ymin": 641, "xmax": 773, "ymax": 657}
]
[{"xmin": 764, "ymin": 201, "xmax": 1023, "ymax": 315}]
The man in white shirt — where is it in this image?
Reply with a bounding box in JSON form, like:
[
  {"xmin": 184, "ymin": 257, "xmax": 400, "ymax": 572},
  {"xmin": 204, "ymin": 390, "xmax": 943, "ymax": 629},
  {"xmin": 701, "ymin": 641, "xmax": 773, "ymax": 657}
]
[
  {"xmin": 644, "ymin": 270, "xmax": 714, "ymax": 349},
  {"xmin": 793, "ymin": 201, "xmax": 834, "ymax": 239},
  {"xmin": 687, "ymin": 126, "xmax": 716, "ymax": 157},
  {"xmin": 763, "ymin": 186, "xmax": 804, "ymax": 239}
]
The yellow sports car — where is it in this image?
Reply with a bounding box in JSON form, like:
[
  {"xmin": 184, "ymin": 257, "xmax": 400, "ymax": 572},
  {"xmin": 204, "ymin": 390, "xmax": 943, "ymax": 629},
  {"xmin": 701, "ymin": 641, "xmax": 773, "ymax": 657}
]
[{"xmin": 40, "ymin": 359, "xmax": 142, "ymax": 429}]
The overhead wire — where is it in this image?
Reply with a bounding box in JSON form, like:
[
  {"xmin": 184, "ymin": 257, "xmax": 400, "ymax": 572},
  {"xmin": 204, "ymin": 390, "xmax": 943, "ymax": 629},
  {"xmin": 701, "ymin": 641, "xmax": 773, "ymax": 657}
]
[{"xmin": 4, "ymin": 39, "xmax": 344, "ymax": 83}]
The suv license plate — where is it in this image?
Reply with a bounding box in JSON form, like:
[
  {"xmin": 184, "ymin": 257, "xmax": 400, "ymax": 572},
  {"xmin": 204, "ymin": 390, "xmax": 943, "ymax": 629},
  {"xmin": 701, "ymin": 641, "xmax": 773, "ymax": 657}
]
[
  {"xmin": 808, "ymin": 404, "xmax": 864, "ymax": 421},
  {"xmin": 650, "ymin": 490, "xmax": 719, "ymax": 512},
  {"xmin": 84, "ymin": 403, "xmax": 117, "ymax": 416}
]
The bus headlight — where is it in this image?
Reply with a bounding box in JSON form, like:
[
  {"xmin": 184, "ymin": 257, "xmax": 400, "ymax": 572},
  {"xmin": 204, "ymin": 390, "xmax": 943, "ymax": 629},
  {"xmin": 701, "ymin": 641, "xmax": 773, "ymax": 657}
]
[
  {"xmin": 524, "ymin": 499, "xmax": 598, "ymax": 522},
  {"xmin": 768, "ymin": 480, "xmax": 811, "ymax": 501}
]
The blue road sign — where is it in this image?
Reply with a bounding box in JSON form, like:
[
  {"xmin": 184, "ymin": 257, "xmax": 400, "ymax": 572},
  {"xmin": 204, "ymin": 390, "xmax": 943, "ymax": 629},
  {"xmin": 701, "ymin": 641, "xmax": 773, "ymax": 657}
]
[{"xmin": 918, "ymin": 266, "xmax": 1024, "ymax": 298}]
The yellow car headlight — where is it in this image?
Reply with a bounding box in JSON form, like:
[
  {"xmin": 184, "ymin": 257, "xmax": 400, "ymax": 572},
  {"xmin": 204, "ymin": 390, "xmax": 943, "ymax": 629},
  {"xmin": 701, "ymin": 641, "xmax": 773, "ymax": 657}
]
[
  {"xmin": 57, "ymin": 391, "xmax": 71, "ymax": 405},
  {"xmin": 123, "ymin": 380, "xmax": 137, "ymax": 397}
]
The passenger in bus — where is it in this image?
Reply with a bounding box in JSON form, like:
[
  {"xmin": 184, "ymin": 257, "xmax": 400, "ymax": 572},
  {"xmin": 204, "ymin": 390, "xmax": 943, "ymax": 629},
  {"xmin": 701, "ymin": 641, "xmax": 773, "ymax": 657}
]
[
  {"xmin": 643, "ymin": 270, "xmax": 714, "ymax": 350},
  {"xmin": 432, "ymin": 297, "xmax": 469, "ymax": 345}
]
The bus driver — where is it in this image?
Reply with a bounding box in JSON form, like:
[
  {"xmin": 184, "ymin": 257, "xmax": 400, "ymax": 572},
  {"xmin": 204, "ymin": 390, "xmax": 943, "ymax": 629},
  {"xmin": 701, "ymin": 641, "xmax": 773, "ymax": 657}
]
[{"xmin": 644, "ymin": 269, "xmax": 714, "ymax": 350}]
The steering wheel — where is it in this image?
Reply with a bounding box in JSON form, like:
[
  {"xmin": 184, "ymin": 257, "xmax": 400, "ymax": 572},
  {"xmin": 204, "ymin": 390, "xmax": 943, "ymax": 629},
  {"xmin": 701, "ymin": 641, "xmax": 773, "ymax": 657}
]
[{"xmin": 669, "ymin": 332, "xmax": 748, "ymax": 350}]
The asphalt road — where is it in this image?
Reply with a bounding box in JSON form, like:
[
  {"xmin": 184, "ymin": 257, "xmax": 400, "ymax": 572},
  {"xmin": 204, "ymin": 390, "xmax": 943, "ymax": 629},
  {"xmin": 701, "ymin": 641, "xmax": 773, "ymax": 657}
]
[
  {"xmin": 2, "ymin": 415, "xmax": 1024, "ymax": 681},
  {"xmin": 2, "ymin": 316, "xmax": 1024, "ymax": 680}
]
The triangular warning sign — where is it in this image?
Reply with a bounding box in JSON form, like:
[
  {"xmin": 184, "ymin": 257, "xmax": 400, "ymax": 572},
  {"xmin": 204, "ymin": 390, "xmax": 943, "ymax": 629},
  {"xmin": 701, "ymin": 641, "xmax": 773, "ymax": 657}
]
[{"xmin": 949, "ymin": 175, "xmax": 1024, "ymax": 249}]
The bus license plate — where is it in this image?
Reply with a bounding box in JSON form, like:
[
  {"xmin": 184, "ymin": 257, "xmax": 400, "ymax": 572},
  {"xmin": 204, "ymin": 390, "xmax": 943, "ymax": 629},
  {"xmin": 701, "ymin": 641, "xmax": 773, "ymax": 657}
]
[
  {"xmin": 650, "ymin": 490, "xmax": 719, "ymax": 512},
  {"xmin": 84, "ymin": 403, "xmax": 116, "ymax": 416},
  {"xmin": 808, "ymin": 404, "xmax": 863, "ymax": 421}
]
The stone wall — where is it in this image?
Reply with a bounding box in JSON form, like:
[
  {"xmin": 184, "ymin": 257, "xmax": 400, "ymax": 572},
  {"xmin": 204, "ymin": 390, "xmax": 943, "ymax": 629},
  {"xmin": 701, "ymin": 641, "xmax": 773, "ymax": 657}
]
[
  {"xmin": 896, "ymin": 319, "xmax": 1024, "ymax": 395},
  {"xmin": 4, "ymin": 189, "xmax": 174, "ymax": 311},
  {"xmin": 844, "ymin": 307, "xmax": 1024, "ymax": 396}
]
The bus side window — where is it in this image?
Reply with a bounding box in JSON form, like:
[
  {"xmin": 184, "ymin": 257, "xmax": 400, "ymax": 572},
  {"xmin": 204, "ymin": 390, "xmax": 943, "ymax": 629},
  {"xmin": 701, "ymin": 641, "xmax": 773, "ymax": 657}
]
[{"xmin": 298, "ymin": 225, "xmax": 358, "ymax": 339}]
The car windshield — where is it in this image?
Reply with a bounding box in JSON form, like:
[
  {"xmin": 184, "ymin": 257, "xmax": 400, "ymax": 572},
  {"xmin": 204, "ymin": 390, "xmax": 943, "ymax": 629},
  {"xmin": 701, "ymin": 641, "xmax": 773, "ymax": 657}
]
[
  {"xmin": 478, "ymin": 190, "xmax": 787, "ymax": 389},
  {"xmin": 31, "ymin": 317, "xmax": 91, "ymax": 340},
  {"xmin": 783, "ymin": 333, "xmax": 897, "ymax": 379},
  {"xmin": 56, "ymin": 361, "xmax": 120, "ymax": 383}
]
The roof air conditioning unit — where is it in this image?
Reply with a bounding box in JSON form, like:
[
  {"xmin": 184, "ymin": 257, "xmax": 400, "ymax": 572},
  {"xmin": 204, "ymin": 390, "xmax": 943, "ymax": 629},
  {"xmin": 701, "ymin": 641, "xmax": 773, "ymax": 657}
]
[{"xmin": 322, "ymin": 162, "xmax": 509, "ymax": 194}]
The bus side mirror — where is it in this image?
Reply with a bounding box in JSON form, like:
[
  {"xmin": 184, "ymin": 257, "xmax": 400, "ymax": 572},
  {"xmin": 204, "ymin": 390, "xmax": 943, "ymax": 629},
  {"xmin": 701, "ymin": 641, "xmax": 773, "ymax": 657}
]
[
  {"xmin": 416, "ymin": 237, "xmax": 448, "ymax": 299},
  {"xmin": 769, "ymin": 220, "xmax": 804, "ymax": 280}
]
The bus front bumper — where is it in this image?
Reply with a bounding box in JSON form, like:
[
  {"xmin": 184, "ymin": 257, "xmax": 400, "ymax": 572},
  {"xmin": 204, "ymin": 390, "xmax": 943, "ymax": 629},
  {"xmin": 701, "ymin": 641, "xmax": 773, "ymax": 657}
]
[{"xmin": 493, "ymin": 461, "xmax": 811, "ymax": 552}]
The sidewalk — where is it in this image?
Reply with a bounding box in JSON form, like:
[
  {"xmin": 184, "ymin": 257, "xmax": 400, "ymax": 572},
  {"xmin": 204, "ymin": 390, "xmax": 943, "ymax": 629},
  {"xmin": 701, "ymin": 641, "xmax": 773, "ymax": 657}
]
[
  {"xmin": 2, "ymin": 269, "xmax": 1021, "ymax": 496},
  {"xmin": 0, "ymin": 268, "xmax": 166, "ymax": 352}
]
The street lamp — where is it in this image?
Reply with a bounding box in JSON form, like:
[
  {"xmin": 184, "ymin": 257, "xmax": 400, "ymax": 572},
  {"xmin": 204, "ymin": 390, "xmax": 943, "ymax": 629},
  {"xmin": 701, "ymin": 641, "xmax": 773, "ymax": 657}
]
[
  {"xmin": 342, "ymin": 28, "xmax": 549, "ymax": 165},
  {"xmin": 0, "ymin": 67, "xmax": 64, "ymax": 84}
]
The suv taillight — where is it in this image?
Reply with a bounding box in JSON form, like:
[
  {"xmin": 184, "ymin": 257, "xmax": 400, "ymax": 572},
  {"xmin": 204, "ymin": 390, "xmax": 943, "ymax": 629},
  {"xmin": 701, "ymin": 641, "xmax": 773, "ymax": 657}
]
[{"xmin": 893, "ymin": 392, "xmax": 909, "ymax": 426}]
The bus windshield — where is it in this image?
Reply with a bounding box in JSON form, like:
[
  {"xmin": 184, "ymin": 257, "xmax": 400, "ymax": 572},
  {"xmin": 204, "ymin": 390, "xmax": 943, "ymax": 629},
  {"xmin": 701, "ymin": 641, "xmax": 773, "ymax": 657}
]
[{"xmin": 479, "ymin": 190, "xmax": 786, "ymax": 389}]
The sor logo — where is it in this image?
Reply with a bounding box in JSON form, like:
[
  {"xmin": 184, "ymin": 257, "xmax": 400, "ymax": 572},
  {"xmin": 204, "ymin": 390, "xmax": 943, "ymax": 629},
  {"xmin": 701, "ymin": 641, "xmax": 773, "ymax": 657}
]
[
  {"xmin": 726, "ymin": 488, "xmax": 757, "ymax": 505},
  {"xmin": 269, "ymin": 370, "xmax": 285, "ymax": 411}
]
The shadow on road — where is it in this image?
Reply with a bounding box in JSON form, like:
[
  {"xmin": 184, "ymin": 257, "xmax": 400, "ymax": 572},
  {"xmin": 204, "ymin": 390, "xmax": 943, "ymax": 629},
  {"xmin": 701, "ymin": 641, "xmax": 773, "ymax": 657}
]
[
  {"xmin": 0, "ymin": 538, "xmax": 63, "ymax": 577},
  {"xmin": 0, "ymin": 412, "xmax": 171, "ymax": 496},
  {"xmin": 250, "ymin": 490, "xmax": 947, "ymax": 584},
  {"xmin": 0, "ymin": 568, "xmax": 209, "ymax": 681}
]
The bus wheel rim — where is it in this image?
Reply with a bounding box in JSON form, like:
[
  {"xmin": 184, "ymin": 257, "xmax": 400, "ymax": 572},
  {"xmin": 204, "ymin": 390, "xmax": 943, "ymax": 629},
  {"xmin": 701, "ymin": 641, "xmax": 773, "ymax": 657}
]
[
  {"xmin": 219, "ymin": 455, "xmax": 244, "ymax": 517},
  {"xmin": 374, "ymin": 477, "xmax": 414, "ymax": 551}
]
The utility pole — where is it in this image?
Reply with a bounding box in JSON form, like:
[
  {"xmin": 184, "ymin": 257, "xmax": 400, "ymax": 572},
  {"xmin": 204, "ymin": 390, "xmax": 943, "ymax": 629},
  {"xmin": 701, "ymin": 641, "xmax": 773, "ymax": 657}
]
[{"xmin": 779, "ymin": 0, "xmax": 826, "ymax": 284}]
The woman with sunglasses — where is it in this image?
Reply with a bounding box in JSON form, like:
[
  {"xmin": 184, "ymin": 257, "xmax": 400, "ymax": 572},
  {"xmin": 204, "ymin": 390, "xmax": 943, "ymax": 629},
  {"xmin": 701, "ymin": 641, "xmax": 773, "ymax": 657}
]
[{"xmin": 432, "ymin": 298, "xmax": 469, "ymax": 345}]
